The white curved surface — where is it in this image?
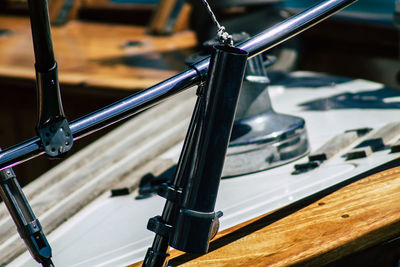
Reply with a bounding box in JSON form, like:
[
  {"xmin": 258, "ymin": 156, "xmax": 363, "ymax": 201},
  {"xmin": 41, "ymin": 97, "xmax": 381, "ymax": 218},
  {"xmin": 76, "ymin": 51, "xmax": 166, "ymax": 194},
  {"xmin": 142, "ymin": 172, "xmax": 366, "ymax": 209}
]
[{"xmin": 9, "ymin": 72, "xmax": 400, "ymax": 266}]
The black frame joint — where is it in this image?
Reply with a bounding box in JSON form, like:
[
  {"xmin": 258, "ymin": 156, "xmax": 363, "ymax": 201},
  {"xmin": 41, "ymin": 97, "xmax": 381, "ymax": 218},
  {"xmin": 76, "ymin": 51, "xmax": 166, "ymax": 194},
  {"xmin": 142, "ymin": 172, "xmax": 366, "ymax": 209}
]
[
  {"xmin": 36, "ymin": 63, "xmax": 73, "ymax": 158},
  {"xmin": 0, "ymin": 168, "xmax": 16, "ymax": 182}
]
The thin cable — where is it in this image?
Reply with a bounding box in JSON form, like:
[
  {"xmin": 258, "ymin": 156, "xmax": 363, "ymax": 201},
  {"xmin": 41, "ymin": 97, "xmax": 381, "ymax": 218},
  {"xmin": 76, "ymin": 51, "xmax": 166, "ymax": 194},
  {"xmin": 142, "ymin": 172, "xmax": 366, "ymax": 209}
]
[
  {"xmin": 200, "ymin": 0, "xmax": 221, "ymax": 29},
  {"xmin": 200, "ymin": 0, "xmax": 233, "ymax": 45}
]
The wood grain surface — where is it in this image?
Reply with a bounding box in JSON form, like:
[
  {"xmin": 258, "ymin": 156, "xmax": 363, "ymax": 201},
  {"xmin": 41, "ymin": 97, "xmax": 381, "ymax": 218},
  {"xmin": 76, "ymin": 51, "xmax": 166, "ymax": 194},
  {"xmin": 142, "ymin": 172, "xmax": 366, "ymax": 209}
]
[
  {"xmin": 0, "ymin": 15, "xmax": 197, "ymax": 91},
  {"xmin": 132, "ymin": 165, "xmax": 400, "ymax": 266}
]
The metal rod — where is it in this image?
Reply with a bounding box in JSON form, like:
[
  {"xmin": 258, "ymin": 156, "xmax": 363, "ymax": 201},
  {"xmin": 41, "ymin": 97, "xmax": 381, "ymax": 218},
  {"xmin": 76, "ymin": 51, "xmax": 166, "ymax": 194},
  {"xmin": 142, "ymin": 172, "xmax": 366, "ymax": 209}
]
[
  {"xmin": 0, "ymin": 0, "xmax": 357, "ymax": 170},
  {"xmin": 0, "ymin": 166, "xmax": 53, "ymax": 266},
  {"xmin": 28, "ymin": 0, "xmax": 73, "ymax": 158},
  {"xmin": 27, "ymin": 0, "xmax": 56, "ymax": 72}
]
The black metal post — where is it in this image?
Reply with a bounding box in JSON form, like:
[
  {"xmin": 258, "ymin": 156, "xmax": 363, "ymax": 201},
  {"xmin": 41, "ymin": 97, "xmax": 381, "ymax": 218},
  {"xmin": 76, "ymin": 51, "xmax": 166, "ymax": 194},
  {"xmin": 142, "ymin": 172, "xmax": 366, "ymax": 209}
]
[
  {"xmin": 27, "ymin": 0, "xmax": 73, "ymax": 158},
  {"xmin": 0, "ymin": 0, "xmax": 357, "ymax": 168},
  {"xmin": 27, "ymin": 0, "xmax": 55, "ymax": 72},
  {"xmin": 0, "ymin": 166, "xmax": 53, "ymax": 266},
  {"xmin": 170, "ymin": 45, "xmax": 248, "ymax": 252},
  {"xmin": 144, "ymin": 44, "xmax": 248, "ymax": 266}
]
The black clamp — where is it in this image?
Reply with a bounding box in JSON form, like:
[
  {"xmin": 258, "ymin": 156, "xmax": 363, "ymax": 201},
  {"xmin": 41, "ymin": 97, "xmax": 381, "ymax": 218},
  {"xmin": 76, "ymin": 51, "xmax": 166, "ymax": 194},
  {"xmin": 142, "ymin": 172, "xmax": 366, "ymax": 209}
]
[
  {"xmin": 157, "ymin": 183, "xmax": 183, "ymax": 203},
  {"xmin": 170, "ymin": 209, "xmax": 223, "ymax": 253},
  {"xmin": 0, "ymin": 168, "xmax": 15, "ymax": 182},
  {"xmin": 147, "ymin": 216, "xmax": 172, "ymax": 238},
  {"xmin": 293, "ymin": 160, "xmax": 321, "ymax": 174},
  {"xmin": 36, "ymin": 63, "xmax": 73, "ymax": 158}
]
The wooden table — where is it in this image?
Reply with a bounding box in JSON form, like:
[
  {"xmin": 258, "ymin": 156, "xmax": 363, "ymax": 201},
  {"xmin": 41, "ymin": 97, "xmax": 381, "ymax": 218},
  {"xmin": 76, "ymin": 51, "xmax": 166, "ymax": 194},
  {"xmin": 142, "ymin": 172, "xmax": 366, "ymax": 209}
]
[
  {"xmin": 133, "ymin": 165, "xmax": 400, "ymax": 266},
  {"xmin": 0, "ymin": 15, "xmax": 197, "ymax": 91}
]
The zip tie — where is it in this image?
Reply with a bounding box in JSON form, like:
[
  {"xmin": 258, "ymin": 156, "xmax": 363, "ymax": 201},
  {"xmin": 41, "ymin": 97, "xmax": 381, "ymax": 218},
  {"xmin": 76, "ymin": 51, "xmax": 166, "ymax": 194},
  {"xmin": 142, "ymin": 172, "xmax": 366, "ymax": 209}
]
[{"xmin": 200, "ymin": 0, "xmax": 233, "ymax": 46}]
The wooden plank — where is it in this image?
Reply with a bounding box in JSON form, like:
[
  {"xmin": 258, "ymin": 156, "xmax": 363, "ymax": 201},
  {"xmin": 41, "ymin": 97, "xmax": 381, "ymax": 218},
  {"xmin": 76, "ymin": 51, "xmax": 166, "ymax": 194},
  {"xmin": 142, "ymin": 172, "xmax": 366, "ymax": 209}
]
[
  {"xmin": 173, "ymin": 3, "xmax": 191, "ymax": 32},
  {"xmin": 81, "ymin": 0, "xmax": 109, "ymax": 5},
  {"xmin": 48, "ymin": 0, "xmax": 82, "ymax": 25},
  {"xmin": 148, "ymin": 0, "xmax": 190, "ymax": 34},
  {"xmin": 132, "ymin": 166, "xmax": 400, "ymax": 266},
  {"xmin": 148, "ymin": 0, "xmax": 178, "ymax": 34},
  {"xmin": 0, "ymin": 15, "xmax": 197, "ymax": 91}
]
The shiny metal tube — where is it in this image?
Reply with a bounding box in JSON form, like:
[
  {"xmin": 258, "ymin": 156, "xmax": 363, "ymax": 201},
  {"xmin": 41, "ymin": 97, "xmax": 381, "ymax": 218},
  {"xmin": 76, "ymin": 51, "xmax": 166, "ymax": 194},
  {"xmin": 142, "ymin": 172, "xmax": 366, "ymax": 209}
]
[{"xmin": 0, "ymin": 0, "xmax": 356, "ymax": 170}]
